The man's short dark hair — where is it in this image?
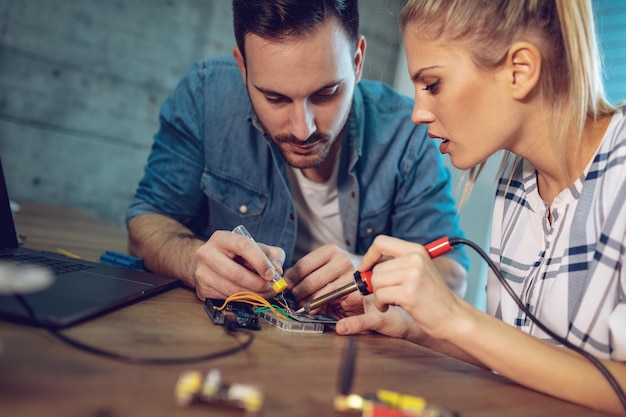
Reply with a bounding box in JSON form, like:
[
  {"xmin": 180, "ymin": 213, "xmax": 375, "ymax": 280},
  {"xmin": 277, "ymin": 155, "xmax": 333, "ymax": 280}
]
[{"xmin": 233, "ymin": 0, "xmax": 359, "ymax": 61}]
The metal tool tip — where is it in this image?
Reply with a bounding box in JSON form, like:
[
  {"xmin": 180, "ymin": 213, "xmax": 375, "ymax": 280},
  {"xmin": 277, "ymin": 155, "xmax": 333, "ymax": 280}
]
[{"xmin": 295, "ymin": 307, "xmax": 304, "ymax": 314}]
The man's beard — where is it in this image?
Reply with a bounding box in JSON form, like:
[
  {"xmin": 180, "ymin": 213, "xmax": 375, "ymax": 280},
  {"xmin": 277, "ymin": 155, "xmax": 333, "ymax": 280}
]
[{"xmin": 271, "ymin": 131, "xmax": 335, "ymax": 169}]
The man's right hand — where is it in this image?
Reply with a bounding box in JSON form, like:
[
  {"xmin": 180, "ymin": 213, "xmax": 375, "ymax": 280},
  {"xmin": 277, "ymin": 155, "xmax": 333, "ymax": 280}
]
[
  {"xmin": 128, "ymin": 214, "xmax": 284, "ymax": 301},
  {"xmin": 193, "ymin": 230, "xmax": 285, "ymax": 300}
]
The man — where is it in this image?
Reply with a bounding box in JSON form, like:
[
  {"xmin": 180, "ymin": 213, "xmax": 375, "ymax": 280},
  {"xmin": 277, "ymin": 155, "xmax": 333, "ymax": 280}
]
[{"xmin": 126, "ymin": 0, "xmax": 468, "ymax": 312}]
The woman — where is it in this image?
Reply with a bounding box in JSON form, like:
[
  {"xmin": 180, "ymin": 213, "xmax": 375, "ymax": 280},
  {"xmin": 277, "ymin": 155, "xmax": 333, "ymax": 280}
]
[{"xmin": 335, "ymin": 0, "xmax": 626, "ymax": 414}]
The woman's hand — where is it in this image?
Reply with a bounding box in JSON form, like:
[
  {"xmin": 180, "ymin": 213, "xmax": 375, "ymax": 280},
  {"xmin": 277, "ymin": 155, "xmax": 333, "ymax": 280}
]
[
  {"xmin": 335, "ymin": 294, "xmax": 426, "ymax": 343},
  {"xmin": 358, "ymin": 235, "xmax": 464, "ymax": 341}
]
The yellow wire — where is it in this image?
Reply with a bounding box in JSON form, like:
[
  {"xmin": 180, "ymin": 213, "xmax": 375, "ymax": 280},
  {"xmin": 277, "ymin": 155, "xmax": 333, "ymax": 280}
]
[{"xmin": 217, "ymin": 291, "xmax": 289, "ymax": 319}]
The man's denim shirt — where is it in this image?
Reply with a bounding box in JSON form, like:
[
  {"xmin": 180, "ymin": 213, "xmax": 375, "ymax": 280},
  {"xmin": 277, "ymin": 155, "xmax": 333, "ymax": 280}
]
[{"xmin": 127, "ymin": 57, "xmax": 468, "ymax": 270}]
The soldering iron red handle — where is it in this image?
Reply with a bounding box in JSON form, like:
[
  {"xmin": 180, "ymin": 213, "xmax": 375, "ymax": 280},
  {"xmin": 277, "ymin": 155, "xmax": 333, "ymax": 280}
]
[
  {"xmin": 355, "ymin": 236, "xmax": 453, "ymax": 295},
  {"xmin": 424, "ymin": 236, "xmax": 453, "ymax": 258}
]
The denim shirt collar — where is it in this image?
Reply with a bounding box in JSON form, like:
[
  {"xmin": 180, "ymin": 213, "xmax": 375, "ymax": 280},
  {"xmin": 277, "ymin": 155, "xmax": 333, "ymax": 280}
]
[
  {"xmin": 249, "ymin": 111, "xmax": 265, "ymax": 135},
  {"xmin": 346, "ymin": 85, "xmax": 365, "ymax": 172}
]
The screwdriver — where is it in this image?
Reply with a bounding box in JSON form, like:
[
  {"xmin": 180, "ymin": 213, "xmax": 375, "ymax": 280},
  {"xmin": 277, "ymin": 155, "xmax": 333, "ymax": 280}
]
[
  {"xmin": 296, "ymin": 237, "xmax": 453, "ymax": 313},
  {"xmin": 232, "ymin": 225, "xmax": 288, "ymax": 294}
]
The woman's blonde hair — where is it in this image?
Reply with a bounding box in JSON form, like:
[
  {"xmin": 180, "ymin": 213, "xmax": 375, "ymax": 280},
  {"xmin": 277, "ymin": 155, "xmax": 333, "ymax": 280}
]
[{"xmin": 399, "ymin": 0, "xmax": 616, "ymax": 200}]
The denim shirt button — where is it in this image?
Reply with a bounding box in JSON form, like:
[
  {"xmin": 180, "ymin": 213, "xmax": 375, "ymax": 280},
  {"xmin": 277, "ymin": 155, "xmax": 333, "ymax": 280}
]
[
  {"xmin": 289, "ymin": 212, "xmax": 295, "ymax": 220},
  {"xmin": 366, "ymin": 227, "xmax": 373, "ymax": 235},
  {"xmin": 239, "ymin": 205, "xmax": 248, "ymax": 214}
]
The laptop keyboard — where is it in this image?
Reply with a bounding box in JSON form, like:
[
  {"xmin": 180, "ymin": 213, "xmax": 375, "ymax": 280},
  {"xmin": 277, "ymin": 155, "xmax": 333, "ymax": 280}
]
[{"xmin": 0, "ymin": 254, "xmax": 94, "ymax": 275}]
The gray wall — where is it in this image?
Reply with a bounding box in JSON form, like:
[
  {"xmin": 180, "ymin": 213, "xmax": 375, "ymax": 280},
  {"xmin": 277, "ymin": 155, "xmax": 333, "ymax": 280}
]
[{"xmin": 0, "ymin": 0, "xmax": 405, "ymax": 226}]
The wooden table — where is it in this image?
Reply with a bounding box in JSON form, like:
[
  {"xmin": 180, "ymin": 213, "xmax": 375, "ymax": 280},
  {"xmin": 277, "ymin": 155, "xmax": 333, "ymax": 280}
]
[{"xmin": 0, "ymin": 201, "xmax": 613, "ymax": 417}]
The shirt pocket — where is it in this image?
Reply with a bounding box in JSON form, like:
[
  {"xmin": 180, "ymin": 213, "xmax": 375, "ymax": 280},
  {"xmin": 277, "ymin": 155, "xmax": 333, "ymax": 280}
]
[
  {"xmin": 355, "ymin": 204, "xmax": 392, "ymax": 253},
  {"xmin": 200, "ymin": 170, "xmax": 269, "ymax": 231}
]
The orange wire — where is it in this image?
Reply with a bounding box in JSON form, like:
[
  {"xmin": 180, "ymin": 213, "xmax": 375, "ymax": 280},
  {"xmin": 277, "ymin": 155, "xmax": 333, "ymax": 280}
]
[{"xmin": 216, "ymin": 291, "xmax": 289, "ymax": 319}]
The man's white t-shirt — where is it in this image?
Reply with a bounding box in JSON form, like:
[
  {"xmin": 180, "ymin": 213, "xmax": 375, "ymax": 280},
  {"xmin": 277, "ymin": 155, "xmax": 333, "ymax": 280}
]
[{"xmin": 286, "ymin": 154, "xmax": 345, "ymax": 262}]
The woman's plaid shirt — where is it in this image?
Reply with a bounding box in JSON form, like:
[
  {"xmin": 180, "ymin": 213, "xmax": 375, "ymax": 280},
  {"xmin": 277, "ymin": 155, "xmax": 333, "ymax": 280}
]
[{"xmin": 488, "ymin": 107, "xmax": 626, "ymax": 361}]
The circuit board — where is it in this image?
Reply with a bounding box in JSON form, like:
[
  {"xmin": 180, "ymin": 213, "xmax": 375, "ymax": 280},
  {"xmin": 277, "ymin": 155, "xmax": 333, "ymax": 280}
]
[
  {"xmin": 204, "ymin": 298, "xmax": 261, "ymax": 330},
  {"xmin": 204, "ymin": 297, "xmax": 338, "ymax": 332}
]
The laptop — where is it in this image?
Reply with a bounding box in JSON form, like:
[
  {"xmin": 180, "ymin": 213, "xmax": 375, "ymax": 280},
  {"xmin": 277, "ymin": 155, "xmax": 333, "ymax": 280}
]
[{"xmin": 0, "ymin": 157, "xmax": 179, "ymax": 328}]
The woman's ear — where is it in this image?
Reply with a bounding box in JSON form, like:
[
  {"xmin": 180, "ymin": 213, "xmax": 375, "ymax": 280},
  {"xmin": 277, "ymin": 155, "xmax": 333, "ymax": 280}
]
[{"xmin": 505, "ymin": 42, "xmax": 541, "ymax": 100}]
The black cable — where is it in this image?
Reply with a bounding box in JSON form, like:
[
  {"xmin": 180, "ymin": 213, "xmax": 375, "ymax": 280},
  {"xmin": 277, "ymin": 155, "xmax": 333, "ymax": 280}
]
[
  {"xmin": 14, "ymin": 294, "xmax": 254, "ymax": 365},
  {"xmin": 449, "ymin": 237, "xmax": 626, "ymax": 411},
  {"xmin": 338, "ymin": 337, "xmax": 358, "ymax": 395}
]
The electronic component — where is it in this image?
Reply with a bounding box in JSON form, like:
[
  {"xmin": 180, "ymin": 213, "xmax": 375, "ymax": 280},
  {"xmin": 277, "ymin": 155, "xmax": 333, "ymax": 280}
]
[
  {"xmin": 175, "ymin": 369, "xmax": 263, "ymax": 415},
  {"xmin": 285, "ymin": 310, "xmax": 338, "ymax": 324},
  {"xmin": 257, "ymin": 310, "xmax": 325, "ymax": 333},
  {"xmin": 204, "ymin": 298, "xmax": 261, "ymax": 330},
  {"xmin": 99, "ymin": 251, "xmax": 145, "ymax": 270},
  {"xmin": 256, "ymin": 308, "xmax": 337, "ymax": 333},
  {"xmin": 205, "ymin": 292, "xmax": 337, "ymax": 333}
]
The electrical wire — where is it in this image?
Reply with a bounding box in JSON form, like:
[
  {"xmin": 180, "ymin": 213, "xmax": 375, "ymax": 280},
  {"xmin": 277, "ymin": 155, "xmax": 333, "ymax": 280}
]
[
  {"xmin": 218, "ymin": 291, "xmax": 290, "ymax": 319},
  {"xmin": 14, "ymin": 294, "xmax": 254, "ymax": 365},
  {"xmin": 449, "ymin": 237, "xmax": 626, "ymax": 412}
]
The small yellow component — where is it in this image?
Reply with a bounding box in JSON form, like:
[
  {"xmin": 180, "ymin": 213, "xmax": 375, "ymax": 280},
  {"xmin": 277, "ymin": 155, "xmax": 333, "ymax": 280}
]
[
  {"xmin": 228, "ymin": 383, "xmax": 264, "ymax": 412},
  {"xmin": 376, "ymin": 389, "xmax": 427, "ymax": 413},
  {"xmin": 333, "ymin": 393, "xmax": 366, "ymax": 412},
  {"xmin": 175, "ymin": 370, "xmax": 202, "ymax": 406},
  {"xmin": 56, "ymin": 248, "xmax": 81, "ymax": 259},
  {"xmin": 175, "ymin": 369, "xmax": 264, "ymax": 415},
  {"xmin": 271, "ymin": 277, "xmax": 288, "ymax": 293},
  {"xmin": 201, "ymin": 369, "xmax": 221, "ymax": 397}
]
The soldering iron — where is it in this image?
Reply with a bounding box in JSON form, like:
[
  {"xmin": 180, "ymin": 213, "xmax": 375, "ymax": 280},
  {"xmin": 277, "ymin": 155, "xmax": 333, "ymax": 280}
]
[{"xmin": 296, "ymin": 236, "xmax": 454, "ymax": 313}]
